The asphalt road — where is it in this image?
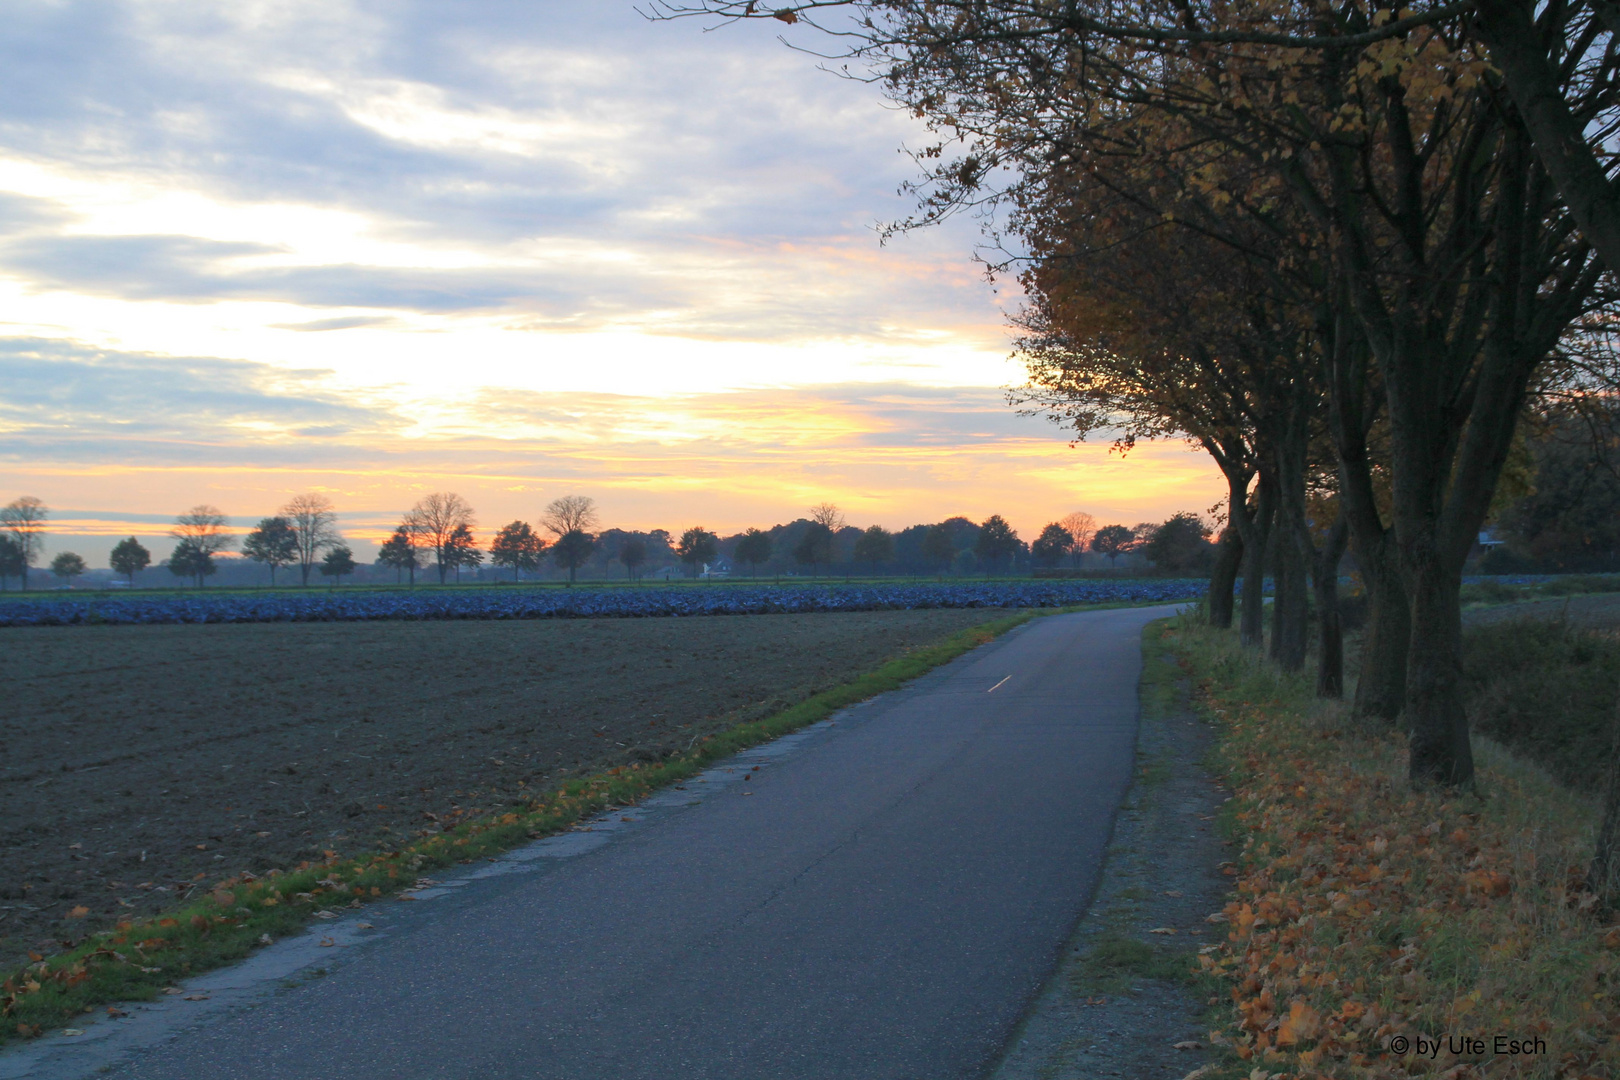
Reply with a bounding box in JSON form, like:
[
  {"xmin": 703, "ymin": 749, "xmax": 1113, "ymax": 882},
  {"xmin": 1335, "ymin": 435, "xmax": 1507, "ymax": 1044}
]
[{"xmin": 94, "ymin": 605, "xmax": 1173, "ymax": 1080}]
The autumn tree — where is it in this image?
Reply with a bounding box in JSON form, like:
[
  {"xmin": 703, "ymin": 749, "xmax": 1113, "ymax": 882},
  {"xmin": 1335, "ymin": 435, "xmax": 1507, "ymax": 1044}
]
[
  {"xmin": 407, "ymin": 492, "xmax": 475, "ymax": 585},
  {"xmin": 1091, "ymin": 525, "xmax": 1134, "ymax": 567},
  {"xmin": 282, "ymin": 493, "xmax": 340, "ymax": 586},
  {"xmin": 551, "ymin": 530, "xmax": 595, "ymax": 585},
  {"xmin": 0, "ymin": 536, "xmax": 23, "ymax": 590},
  {"xmin": 973, "ymin": 515, "xmax": 1020, "ymax": 574},
  {"xmin": 172, "ymin": 506, "xmax": 231, "ymax": 549},
  {"xmin": 319, "ymin": 545, "xmax": 356, "ymax": 586},
  {"xmin": 541, "ymin": 496, "xmax": 599, "ymax": 586},
  {"xmin": 677, "ymin": 527, "xmax": 719, "ymax": 578},
  {"xmin": 446, "ymin": 523, "xmax": 482, "ymax": 582},
  {"xmin": 377, "ymin": 526, "xmax": 420, "ymax": 585},
  {"xmin": 1031, "ymin": 523, "xmax": 1074, "ymax": 569},
  {"xmin": 109, "ymin": 537, "xmax": 150, "ymax": 585},
  {"xmin": 733, "ymin": 528, "xmax": 772, "ymax": 575},
  {"xmin": 50, "ymin": 551, "xmax": 86, "ymax": 586},
  {"xmin": 618, "ymin": 536, "xmax": 648, "ymax": 581},
  {"xmin": 853, "ymin": 525, "xmax": 895, "ymax": 572},
  {"xmin": 1140, "ymin": 513, "xmax": 1213, "ymax": 573},
  {"xmin": 242, "ymin": 516, "xmax": 299, "ymax": 586},
  {"xmin": 793, "ymin": 523, "xmax": 835, "ymax": 576},
  {"xmin": 167, "ymin": 540, "xmax": 217, "ymax": 586},
  {"xmin": 490, "ymin": 521, "xmax": 545, "ymax": 581},
  {"xmin": 921, "ymin": 523, "xmax": 956, "ymax": 576}
]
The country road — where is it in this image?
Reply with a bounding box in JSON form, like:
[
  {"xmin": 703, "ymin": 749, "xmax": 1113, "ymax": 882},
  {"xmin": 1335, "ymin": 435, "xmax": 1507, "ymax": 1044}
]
[{"xmin": 7, "ymin": 604, "xmax": 1179, "ymax": 1080}]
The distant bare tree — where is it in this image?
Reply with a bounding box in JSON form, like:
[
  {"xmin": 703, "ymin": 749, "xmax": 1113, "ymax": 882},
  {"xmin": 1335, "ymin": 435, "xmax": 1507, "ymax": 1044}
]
[
  {"xmin": 282, "ymin": 493, "xmax": 340, "ymax": 586},
  {"xmin": 541, "ymin": 495, "xmax": 599, "ymax": 538},
  {"xmin": 809, "ymin": 502, "xmax": 845, "ymax": 532},
  {"xmin": 171, "ymin": 505, "xmax": 233, "ymax": 556},
  {"xmin": 1, "ymin": 496, "xmax": 48, "ymax": 587},
  {"xmin": 1060, "ymin": 512, "xmax": 1095, "ymax": 568},
  {"xmin": 541, "ymin": 496, "xmax": 599, "ymax": 586},
  {"xmin": 407, "ymin": 492, "xmax": 476, "ymax": 584}
]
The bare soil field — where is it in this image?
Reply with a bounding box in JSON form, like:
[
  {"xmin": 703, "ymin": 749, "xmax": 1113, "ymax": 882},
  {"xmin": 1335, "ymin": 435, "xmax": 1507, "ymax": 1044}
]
[
  {"xmin": 1463, "ymin": 590, "xmax": 1620, "ymax": 629},
  {"xmin": 0, "ymin": 608, "xmax": 1006, "ymax": 972}
]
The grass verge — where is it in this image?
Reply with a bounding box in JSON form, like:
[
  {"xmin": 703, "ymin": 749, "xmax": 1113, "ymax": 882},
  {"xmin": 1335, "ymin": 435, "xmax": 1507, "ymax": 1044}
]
[
  {"xmin": 1, "ymin": 607, "xmax": 1047, "ymax": 1044},
  {"xmin": 1163, "ymin": 615, "xmax": 1619, "ymax": 1079}
]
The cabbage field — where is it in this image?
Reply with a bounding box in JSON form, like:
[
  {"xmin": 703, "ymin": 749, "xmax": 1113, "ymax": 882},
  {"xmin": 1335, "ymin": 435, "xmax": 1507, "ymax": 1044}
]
[{"xmin": 0, "ymin": 578, "xmax": 1207, "ymax": 627}]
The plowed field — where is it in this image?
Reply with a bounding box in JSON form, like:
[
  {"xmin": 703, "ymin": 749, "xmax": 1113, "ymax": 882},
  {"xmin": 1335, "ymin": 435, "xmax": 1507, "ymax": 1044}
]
[{"xmin": 1, "ymin": 608, "xmax": 1007, "ymax": 971}]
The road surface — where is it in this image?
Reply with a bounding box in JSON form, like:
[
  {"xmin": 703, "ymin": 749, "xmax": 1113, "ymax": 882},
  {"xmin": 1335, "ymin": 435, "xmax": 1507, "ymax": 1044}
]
[{"xmin": 15, "ymin": 604, "xmax": 1175, "ymax": 1080}]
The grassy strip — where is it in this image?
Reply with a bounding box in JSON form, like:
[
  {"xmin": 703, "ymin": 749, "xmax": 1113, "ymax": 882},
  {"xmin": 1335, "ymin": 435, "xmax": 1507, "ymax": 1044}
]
[
  {"xmin": 1463, "ymin": 617, "xmax": 1620, "ymax": 792},
  {"xmin": 1, "ymin": 608, "xmax": 1045, "ymax": 1043},
  {"xmin": 1162, "ymin": 616, "xmax": 1620, "ymax": 1079},
  {"xmin": 1460, "ymin": 574, "xmax": 1620, "ymax": 607}
]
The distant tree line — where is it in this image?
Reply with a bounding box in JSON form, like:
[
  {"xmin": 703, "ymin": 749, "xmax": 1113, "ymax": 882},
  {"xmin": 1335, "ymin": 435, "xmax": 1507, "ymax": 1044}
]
[{"xmin": 1, "ymin": 490, "xmax": 1221, "ymax": 590}]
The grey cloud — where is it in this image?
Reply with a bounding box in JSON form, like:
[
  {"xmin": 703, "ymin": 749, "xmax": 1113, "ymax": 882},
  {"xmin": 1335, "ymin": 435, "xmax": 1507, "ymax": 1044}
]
[{"xmin": 0, "ymin": 337, "xmax": 400, "ymax": 464}]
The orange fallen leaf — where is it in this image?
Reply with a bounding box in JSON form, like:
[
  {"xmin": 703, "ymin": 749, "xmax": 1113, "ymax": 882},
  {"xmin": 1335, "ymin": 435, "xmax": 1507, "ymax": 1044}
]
[
  {"xmin": 66, "ymin": 905, "xmax": 89, "ymax": 919},
  {"xmin": 1275, "ymin": 999, "xmax": 1321, "ymax": 1047}
]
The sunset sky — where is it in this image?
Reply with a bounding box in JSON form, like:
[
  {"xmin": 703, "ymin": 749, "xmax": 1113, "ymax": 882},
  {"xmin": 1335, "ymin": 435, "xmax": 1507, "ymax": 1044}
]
[{"xmin": 0, "ymin": 0, "xmax": 1219, "ymax": 564}]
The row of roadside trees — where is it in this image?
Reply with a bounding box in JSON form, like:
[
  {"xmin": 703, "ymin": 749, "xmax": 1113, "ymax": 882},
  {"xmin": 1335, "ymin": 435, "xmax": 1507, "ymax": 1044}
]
[{"xmin": 652, "ymin": 0, "xmax": 1620, "ymax": 790}]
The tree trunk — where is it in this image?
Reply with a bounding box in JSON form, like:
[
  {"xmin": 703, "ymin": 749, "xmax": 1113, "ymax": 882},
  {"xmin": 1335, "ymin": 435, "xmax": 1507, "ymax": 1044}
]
[
  {"xmin": 1239, "ymin": 473, "xmax": 1276, "ymax": 649},
  {"xmin": 1312, "ymin": 515, "xmax": 1350, "ymax": 698},
  {"xmin": 1352, "ymin": 552, "xmax": 1409, "ymax": 721},
  {"xmin": 1270, "ymin": 531, "xmax": 1310, "ymax": 672},
  {"xmin": 1404, "ymin": 560, "xmax": 1475, "ymax": 786},
  {"xmin": 1207, "ymin": 526, "xmax": 1242, "ymax": 628},
  {"xmin": 1589, "ymin": 691, "xmax": 1620, "ymax": 912}
]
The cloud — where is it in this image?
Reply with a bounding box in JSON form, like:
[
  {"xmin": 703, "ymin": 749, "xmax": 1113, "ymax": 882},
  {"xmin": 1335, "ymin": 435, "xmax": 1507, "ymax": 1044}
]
[
  {"xmin": 0, "ymin": 1, "xmax": 1006, "ymax": 347},
  {"xmin": 0, "ymin": 336, "xmax": 399, "ymax": 461}
]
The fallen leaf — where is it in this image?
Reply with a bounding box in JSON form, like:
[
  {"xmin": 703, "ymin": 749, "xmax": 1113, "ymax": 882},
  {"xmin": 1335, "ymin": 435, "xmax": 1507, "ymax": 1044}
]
[
  {"xmin": 356, "ymin": 922, "xmax": 374, "ymax": 930},
  {"xmin": 1150, "ymin": 927, "xmax": 1179, "ymax": 935},
  {"xmin": 1163, "ymin": 890, "xmax": 1185, "ymax": 897},
  {"xmin": 1275, "ymin": 999, "xmax": 1321, "ymax": 1047},
  {"xmin": 66, "ymin": 905, "xmax": 90, "ymax": 919},
  {"xmin": 313, "ymin": 910, "xmax": 338, "ymax": 920},
  {"xmin": 257, "ymin": 934, "xmax": 273, "ymax": 946},
  {"xmin": 106, "ymin": 1006, "xmax": 128, "ymax": 1018},
  {"xmin": 318, "ymin": 937, "xmax": 336, "ymax": 947},
  {"xmin": 162, "ymin": 987, "xmax": 184, "ymax": 995},
  {"xmin": 182, "ymin": 994, "xmax": 208, "ymax": 1002},
  {"xmin": 1181, "ymin": 1067, "xmax": 1216, "ymax": 1080},
  {"xmin": 1173, "ymin": 1039, "xmax": 1203, "ymax": 1049},
  {"xmin": 62, "ymin": 1029, "xmax": 84, "ymax": 1037}
]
